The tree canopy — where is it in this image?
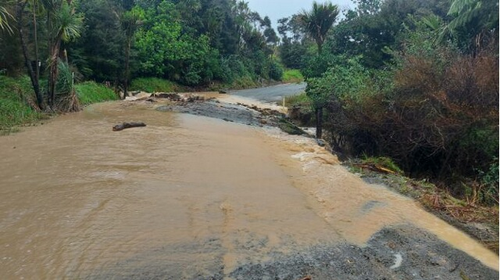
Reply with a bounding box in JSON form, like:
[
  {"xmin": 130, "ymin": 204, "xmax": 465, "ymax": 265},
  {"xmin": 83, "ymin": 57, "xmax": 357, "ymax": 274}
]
[{"xmin": 1, "ymin": 0, "xmax": 283, "ymax": 109}]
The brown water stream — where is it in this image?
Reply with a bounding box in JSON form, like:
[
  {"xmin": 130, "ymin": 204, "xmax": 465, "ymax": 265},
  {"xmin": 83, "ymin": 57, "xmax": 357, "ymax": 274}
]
[{"xmin": 0, "ymin": 99, "xmax": 497, "ymax": 279}]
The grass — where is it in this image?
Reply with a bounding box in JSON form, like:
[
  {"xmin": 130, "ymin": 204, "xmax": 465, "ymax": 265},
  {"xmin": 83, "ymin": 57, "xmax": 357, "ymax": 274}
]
[
  {"xmin": 285, "ymin": 92, "xmax": 311, "ymax": 108},
  {"xmin": 283, "ymin": 69, "xmax": 304, "ymax": 83},
  {"xmin": 129, "ymin": 77, "xmax": 183, "ymax": 93},
  {"xmin": 284, "ymin": 92, "xmax": 314, "ymax": 126},
  {"xmin": 75, "ymin": 81, "xmax": 118, "ymax": 106},
  {"xmin": 0, "ymin": 76, "xmax": 42, "ymax": 133}
]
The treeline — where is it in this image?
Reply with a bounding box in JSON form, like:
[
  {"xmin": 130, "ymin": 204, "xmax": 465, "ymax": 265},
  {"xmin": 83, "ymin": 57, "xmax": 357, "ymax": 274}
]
[
  {"xmin": 0, "ymin": 0, "xmax": 281, "ymax": 110},
  {"xmin": 281, "ymin": 0, "xmax": 498, "ymax": 203}
]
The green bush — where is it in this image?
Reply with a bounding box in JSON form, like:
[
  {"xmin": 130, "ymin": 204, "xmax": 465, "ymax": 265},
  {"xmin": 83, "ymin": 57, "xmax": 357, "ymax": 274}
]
[
  {"xmin": 300, "ymin": 52, "xmax": 339, "ymax": 79},
  {"xmin": 479, "ymin": 159, "xmax": 499, "ymax": 205},
  {"xmin": 303, "ymin": 21, "xmax": 499, "ymax": 203},
  {"xmin": 129, "ymin": 77, "xmax": 182, "ymax": 92},
  {"xmin": 268, "ymin": 61, "xmax": 284, "ymax": 81},
  {"xmin": 305, "ymin": 55, "xmax": 375, "ymax": 108},
  {"xmin": 75, "ymin": 81, "xmax": 118, "ymax": 105}
]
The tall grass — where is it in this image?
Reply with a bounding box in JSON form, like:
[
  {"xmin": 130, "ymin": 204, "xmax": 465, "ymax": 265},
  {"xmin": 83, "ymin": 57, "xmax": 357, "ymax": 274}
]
[
  {"xmin": 285, "ymin": 92, "xmax": 310, "ymax": 107},
  {"xmin": 75, "ymin": 81, "xmax": 118, "ymax": 105},
  {"xmin": 0, "ymin": 76, "xmax": 41, "ymax": 133},
  {"xmin": 283, "ymin": 69, "xmax": 304, "ymax": 83}
]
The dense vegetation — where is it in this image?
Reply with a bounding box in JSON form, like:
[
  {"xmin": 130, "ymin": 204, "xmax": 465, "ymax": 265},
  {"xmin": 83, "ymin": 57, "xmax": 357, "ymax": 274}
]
[
  {"xmin": 0, "ymin": 0, "xmax": 282, "ymax": 111},
  {"xmin": 280, "ymin": 0, "xmax": 498, "ymax": 204}
]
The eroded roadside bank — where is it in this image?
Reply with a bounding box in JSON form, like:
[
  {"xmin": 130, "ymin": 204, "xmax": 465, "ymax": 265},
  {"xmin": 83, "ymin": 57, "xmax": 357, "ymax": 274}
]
[{"xmin": 0, "ymin": 94, "xmax": 497, "ymax": 279}]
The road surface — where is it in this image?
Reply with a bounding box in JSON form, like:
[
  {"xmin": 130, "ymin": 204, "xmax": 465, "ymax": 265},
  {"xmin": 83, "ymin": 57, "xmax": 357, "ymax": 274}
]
[{"xmin": 230, "ymin": 82, "xmax": 306, "ymax": 103}]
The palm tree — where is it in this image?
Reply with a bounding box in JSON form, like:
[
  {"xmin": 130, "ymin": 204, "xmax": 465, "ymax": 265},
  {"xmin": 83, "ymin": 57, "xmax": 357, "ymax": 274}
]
[
  {"xmin": 445, "ymin": 0, "xmax": 498, "ymax": 53},
  {"xmin": 0, "ymin": 5, "xmax": 14, "ymax": 34},
  {"xmin": 300, "ymin": 1, "xmax": 339, "ymax": 139},
  {"xmin": 43, "ymin": 0, "xmax": 82, "ymax": 109},
  {"xmin": 299, "ymin": 1, "xmax": 339, "ymax": 54},
  {"xmin": 447, "ymin": 0, "xmax": 498, "ymax": 32}
]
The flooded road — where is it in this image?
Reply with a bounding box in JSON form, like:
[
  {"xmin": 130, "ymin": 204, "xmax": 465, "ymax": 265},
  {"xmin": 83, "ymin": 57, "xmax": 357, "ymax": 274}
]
[{"xmin": 0, "ymin": 98, "xmax": 497, "ymax": 279}]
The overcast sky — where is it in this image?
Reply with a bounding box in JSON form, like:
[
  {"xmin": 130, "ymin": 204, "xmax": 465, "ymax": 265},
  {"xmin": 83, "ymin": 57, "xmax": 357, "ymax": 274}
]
[{"xmin": 245, "ymin": 0, "xmax": 356, "ymax": 27}]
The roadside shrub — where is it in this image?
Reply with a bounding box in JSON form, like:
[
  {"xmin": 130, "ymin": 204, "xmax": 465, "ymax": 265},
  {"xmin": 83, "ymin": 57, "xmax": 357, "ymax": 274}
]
[
  {"xmin": 217, "ymin": 57, "xmax": 234, "ymax": 84},
  {"xmin": 268, "ymin": 61, "xmax": 284, "ymax": 81},
  {"xmin": 387, "ymin": 49, "xmax": 498, "ymax": 179},
  {"xmin": 478, "ymin": 159, "xmax": 499, "ymax": 205},
  {"xmin": 220, "ymin": 56, "xmax": 253, "ymax": 85},
  {"xmin": 181, "ymin": 67, "xmax": 202, "ymax": 86}
]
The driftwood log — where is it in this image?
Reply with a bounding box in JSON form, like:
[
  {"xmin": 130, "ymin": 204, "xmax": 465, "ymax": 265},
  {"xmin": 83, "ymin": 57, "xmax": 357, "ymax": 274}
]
[
  {"xmin": 112, "ymin": 122, "xmax": 146, "ymax": 131},
  {"xmin": 352, "ymin": 163, "xmax": 396, "ymax": 174}
]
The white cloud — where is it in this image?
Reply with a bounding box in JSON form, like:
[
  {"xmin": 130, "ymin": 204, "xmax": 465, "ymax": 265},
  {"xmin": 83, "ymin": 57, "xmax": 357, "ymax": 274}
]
[{"xmin": 245, "ymin": 0, "xmax": 355, "ymax": 27}]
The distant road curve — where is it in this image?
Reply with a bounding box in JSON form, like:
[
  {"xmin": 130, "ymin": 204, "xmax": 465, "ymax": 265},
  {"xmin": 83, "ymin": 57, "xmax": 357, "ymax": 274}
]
[{"xmin": 230, "ymin": 82, "xmax": 306, "ymax": 103}]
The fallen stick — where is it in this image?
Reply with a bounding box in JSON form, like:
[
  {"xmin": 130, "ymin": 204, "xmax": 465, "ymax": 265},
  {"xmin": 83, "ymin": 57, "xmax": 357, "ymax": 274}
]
[
  {"xmin": 353, "ymin": 163, "xmax": 396, "ymax": 174},
  {"xmin": 112, "ymin": 122, "xmax": 146, "ymax": 131}
]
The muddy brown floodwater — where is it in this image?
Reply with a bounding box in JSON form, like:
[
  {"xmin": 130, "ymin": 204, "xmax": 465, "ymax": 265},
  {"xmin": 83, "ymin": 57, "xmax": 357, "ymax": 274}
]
[{"xmin": 0, "ymin": 99, "xmax": 497, "ymax": 279}]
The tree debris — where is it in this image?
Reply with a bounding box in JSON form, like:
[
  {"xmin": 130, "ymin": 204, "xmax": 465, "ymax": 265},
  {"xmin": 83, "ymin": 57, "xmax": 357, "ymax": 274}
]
[
  {"xmin": 112, "ymin": 122, "xmax": 146, "ymax": 131},
  {"xmin": 353, "ymin": 163, "xmax": 397, "ymax": 174}
]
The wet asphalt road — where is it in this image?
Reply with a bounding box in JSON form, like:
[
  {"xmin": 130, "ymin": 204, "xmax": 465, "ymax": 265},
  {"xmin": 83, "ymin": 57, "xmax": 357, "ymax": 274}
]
[{"xmin": 230, "ymin": 82, "xmax": 306, "ymax": 103}]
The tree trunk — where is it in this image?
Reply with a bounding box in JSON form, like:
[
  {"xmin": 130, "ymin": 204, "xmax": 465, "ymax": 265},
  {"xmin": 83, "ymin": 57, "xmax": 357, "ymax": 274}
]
[
  {"xmin": 48, "ymin": 42, "xmax": 60, "ymax": 109},
  {"xmin": 33, "ymin": 0, "xmax": 40, "ymax": 89},
  {"xmin": 16, "ymin": 0, "xmax": 43, "ymax": 110},
  {"xmin": 315, "ymin": 107, "xmax": 323, "ymax": 139},
  {"xmin": 48, "ymin": 26, "xmax": 64, "ymax": 109},
  {"xmin": 123, "ymin": 40, "xmax": 131, "ymax": 98}
]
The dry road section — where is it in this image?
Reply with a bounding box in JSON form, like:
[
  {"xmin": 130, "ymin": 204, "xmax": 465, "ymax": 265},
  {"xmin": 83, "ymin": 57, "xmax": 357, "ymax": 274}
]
[{"xmin": 0, "ymin": 94, "xmax": 497, "ymax": 279}]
